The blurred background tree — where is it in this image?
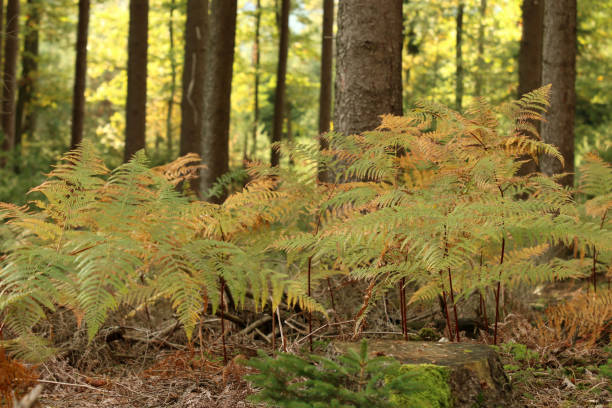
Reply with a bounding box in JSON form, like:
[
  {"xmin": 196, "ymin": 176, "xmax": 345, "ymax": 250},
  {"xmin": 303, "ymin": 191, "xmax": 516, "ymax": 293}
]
[{"xmin": 0, "ymin": 0, "xmax": 609, "ymax": 203}]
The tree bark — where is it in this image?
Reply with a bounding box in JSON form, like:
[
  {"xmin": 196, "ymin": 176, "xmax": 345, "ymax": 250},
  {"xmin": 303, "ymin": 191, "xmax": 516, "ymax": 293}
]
[
  {"xmin": 518, "ymin": 0, "xmax": 544, "ymax": 98},
  {"xmin": 250, "ymin": 0, "xmax": 261, "ymax": 159},
  {"xmin": 334, "ymin": 0, "xmax": 403, "ymax": 137},
  {"xmin": 318, "ymin": 0, "xmax": 333, "ymax": 137},
  {"xmin": 540, "ymin": 0, "xmax": 576, "ymax": 187},
  {"xmin": 270, "ymin": 0, "xmax": 290, "ymax": 167},
  {"xmin": 200, "ymin": 0, "xmax": 237, "ymax": 201},
  {"xmin": 180, "ymin": 0, "xmax": 207, "ymax": 158},
  {"xmin": 165, "ymin": 0, "xmax": 177, "ymax": 159},
  {"xmin": 475, "ymin": 0, "xmax": 486, "ymax": 97},
  {"xmin": 124, "ymin": 0, "xmax": 149, "ymax": 162},
  {"xmin": 69, "ymin": 0, "xmax": 90, "ymax": 150},
  {"xmin": 517, "ymin": 0, "xmax": 544, "ymax": 176},
  {"xmin": 0, "ymin": 0, "xmax": 4, "ymax": 74},
  {"xmin": 317, "ymin": 0, "xmax": 334, "ymax": 181},
  {"xmin": 15, "ymin": 0, "xmax": 40, "ymax": 151},
  {"xmin": 1, "ymin": 0, "xmax": 20, "ymax": 155},
  {"xmin": 455, "ymin": 1, "xmax": 464, "ymax": 111}
]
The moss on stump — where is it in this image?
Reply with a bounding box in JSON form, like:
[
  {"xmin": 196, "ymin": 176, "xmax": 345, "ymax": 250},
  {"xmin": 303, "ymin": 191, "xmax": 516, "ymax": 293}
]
[{"xmin": 332, "ymin": 340, "xmax": 511, "ymax": 408}]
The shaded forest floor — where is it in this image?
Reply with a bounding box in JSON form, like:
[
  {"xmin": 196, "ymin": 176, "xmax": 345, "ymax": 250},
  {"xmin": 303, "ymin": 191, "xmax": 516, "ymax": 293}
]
[{"xmin": 13, "ymin": 279, "xmax": 612, "ymax": 407}]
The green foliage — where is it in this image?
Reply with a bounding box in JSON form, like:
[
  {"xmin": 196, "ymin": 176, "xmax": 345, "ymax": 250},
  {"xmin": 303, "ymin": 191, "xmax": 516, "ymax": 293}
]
[
  {"xmin": 0, "ymin": 143, "xmax": 317, "ymax": 360},
  {"xmin": 244, "ymin": 340, "xmax": 424, "ymax": 408},
  {"xmin": 389, "ymin": 364, "xmax": 451, "ymax": 408},
  {"xmin": 3, "ymin": 88, "xmax": 612, "ymax": 363},
  {"xmin": 278, "ymin": 86, "xmax": 612, "ymax": 331},
  {"xmin": 501, "ymin": 342, "xmax": 539, "ymax": 364},
  {"xmin": 576, "ymin": 153, "xmax": 612, "ymax": 289},
  {"xmin": 597, "ymin": 345, "xmax": 612, "ymax": 384}
]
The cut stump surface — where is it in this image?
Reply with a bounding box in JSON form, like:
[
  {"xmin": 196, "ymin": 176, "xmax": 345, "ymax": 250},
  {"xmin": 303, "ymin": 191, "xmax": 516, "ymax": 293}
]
[{"xmin": 331, "ymin": 340, "xmax": 511, "ymax": 408}]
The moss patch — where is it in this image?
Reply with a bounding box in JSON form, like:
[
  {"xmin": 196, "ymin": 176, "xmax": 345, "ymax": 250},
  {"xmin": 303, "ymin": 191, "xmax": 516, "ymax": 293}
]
[{"xmin": 389, "ymin": 364, "xmax": 452, "ymax": 408}]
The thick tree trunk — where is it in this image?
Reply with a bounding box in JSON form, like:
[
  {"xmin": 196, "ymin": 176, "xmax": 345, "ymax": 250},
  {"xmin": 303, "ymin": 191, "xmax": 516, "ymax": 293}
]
[
  {"xmin": 165, "ymin": 0, "xmax": 177, "ymax": 158},
  {"xmin": 200, "ymin": 0, "xmax": 237, "ymax": 200},
  {"xmin": 15, "ymin": 0, "xmax": 40, "ymax": 151},
  {"xmin": 250, "ymin": 0, "xmax": 261, "ymax": 159},
  {"xmin": 541, "ymin": 0, "xmax": 576, "ymax": 187},
  {"xmin": 455, "ymin": 1, "xmax": 464, "ymax": 111},
  {"xmin": 270, "ymin": 0, "xmax": 290, "ymax": 167},
  {"xmin": 517, "ymin": 0, "xmax": 544, "ymax": 176},
  {"xmin": 124, "ymin": 0, "xmax": 149, "ymax": 162},
  {"xmin": 180, "ymin": 0, "xmax": 207, "ymax": 158},
  {"xmin": 518, "ymin": 0, "xmax": 544, "ymax": 98},
  {"xmin": 334, "ymin": 0, "xmax": 402, "ymax": 137},
  {"xmin": 70, "ymin": 0, "xmax": 90, "ymax": 150},
  {"xmin": 475, "ymin": 0, "xmax": 486, "ymax": 97}
]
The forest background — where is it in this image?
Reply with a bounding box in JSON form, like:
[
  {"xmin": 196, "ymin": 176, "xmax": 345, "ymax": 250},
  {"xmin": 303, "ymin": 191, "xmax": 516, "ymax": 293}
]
[{"xmin": 0, "ymin": 0, "xmax": 609, "ymax": 203}]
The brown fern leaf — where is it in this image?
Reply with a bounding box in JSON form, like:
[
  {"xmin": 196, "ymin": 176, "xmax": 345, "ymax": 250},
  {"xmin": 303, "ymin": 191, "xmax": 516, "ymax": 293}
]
[
  {"xmin": 535, "ymin": 290, "xmax": 612, "ymax": 351},
  {"xmin": 152, "ymin": 153, "xmax": 206, "ymax": 186}
]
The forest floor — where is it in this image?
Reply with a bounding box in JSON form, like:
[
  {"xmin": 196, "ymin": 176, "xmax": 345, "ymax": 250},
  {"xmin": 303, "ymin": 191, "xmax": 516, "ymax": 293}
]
[{"xmin": 10, "ymin": 279, "xmax": 612, "ymax": 407}]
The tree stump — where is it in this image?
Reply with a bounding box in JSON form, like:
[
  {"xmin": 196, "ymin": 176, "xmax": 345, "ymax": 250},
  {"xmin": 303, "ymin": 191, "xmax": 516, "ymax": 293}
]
[{"xmin": 331, "ymin": 340, "xmax": 511, "ymax": 408}]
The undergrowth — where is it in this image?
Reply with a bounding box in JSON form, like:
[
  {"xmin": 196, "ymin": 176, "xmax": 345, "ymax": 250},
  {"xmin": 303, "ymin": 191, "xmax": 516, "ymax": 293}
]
[
  {"xmin": 0, "ymin": 86, "xmax": 611, "ymax": 368},
  {"xmin": 243, "ymin": 340, "xmax": 427, "ymax": 408}
]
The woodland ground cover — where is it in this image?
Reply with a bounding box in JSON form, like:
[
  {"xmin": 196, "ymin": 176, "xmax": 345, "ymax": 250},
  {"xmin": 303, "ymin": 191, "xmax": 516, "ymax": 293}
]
[{"xmin": 0, "ymin": 89, "xmax": 611, "ymax": 407}]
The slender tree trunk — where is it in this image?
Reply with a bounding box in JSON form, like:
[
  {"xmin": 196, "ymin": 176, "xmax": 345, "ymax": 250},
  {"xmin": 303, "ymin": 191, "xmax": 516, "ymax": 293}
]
[
  {"xmin": 334, "ymin": 0, "xmax": 403, "ymax": 137},
  {"xmin": 15, "ymin": 0, "xmax": 39, "ymax": 151},
  {"xmin": 270, "ymin": 0, "xmax": 290, "ymax": 167},
  {"xmin": 200, "ymin": 0, "xmax": 237, "ymax": 201},
  {"xmin": 0, "ymin": 0, "xmax": 19, "ymax": 156},
  {"xmin": 180, "ymin": 0, "xmax": 207, "ymax": 157},
  {"xmin": 317, "ymin": 0, "xmax": 333, "ymax": 181},
  {"xmin": 250, "ymin": 0, "xmax": 261, "ymax": 159},
  {"xmin": 0, "ymin": 0, "xmax": 4, "ymax": 165},
  {"xmin": 455, "ymin": 0, "xmax": 464, "ymax": 111},
  {"xmin": 70, "ymin": 0, "xmax": 90, "ymax": 150},
  {"xmin": 475, "ymin": 0, "xmax": 486, "ymax": 97},
  {"xmin": 124, "ymin": 0, "xmax": 149, "ymax": 162},
  {"xmin": 318, "ymin": 0, "xmax": 333, "ymax": 137},
  {"xmin": 517, "ymin": 0, "xmax": 544, "ymax": 176},
  {"xmin": 0, "ymin": 0, "xmax": 4, "ymax": 72},
  {"xmin": 166, "ymin": 0, "xmax": 177, "ymax": 159},
  {"xmin": 541, "ymin": 0, "xmax": 576, "ymax": 187}
]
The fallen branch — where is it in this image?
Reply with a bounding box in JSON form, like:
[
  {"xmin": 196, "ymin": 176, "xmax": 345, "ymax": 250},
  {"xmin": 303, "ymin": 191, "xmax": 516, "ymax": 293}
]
[
  {"xmin": 13, "ymin": 384, "xmax": 43, "ymax": 408},
  {"xmin": 236, "ymin": 315, "xmax": 272, "ymax": 337}
]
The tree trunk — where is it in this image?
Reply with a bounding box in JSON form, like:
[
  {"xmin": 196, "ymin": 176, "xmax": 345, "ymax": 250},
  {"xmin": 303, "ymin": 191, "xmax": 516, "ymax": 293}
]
[
  {"xmin": 180, "ymin": 0, "xmax": 207, "ymax": 158},
  {"xmin": 165, "ymin": 0, "xmax": 177, "ymax": 159},
  {"xmin": 517, "ymin": 0, "xmax": 544, "ymax": 176},
  {"xmin": 455, "ymin": 1, "xmax": 464, "ymax": 111},
  {"xmin": 518, "ymin": 0, "xmax": 543, "ymax": 98},
  {"xmin": 200, "ymin": 0, "xmax": 237, "ymax": 201},
  {"xmin": 250, "ymin": 0, "xmax": 261, "ymax": 159},
  {"xmin": 15, "ymin": 0, "xmax": 39, "ymax": 151},
  {"xmin": 124, "ymin": 0, "xmax": 149, "ymax": 162},
  {"xmin": 540, "ymin": 0, "xmax": 576, "ymax": 187},
  {"xmin": 0, "ymin": 0, "xmax": 19, "ymax": 156},
  {"xmin": 0, "ymin": 0, "xmax": 4, "ymax": 72},
  {"xmin": 270, "ymin": 0, "xmax": 290, "ymax": 167},
  {"xmin": 475, "ymin": 0, "xmax": 486, "ymax": 97},
  {"xmin": 334, "ymin": 0, "xmax": 402, "ymax": 137},
  {"xmin": 69, "ymin": 0, "xmax": 90, "ymax": 150},
  {"xmin": 318, "ymin": 0, "xmax": 333, "ymax": 137},
  {"xmin": 317, "ymin": 0, "xmax": 333, "ymax": 181}
]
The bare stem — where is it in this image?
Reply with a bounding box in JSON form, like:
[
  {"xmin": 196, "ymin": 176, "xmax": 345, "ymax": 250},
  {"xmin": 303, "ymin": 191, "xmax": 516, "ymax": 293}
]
[
  {"xmin": 447, "ymin": 267, "xmax": 460, "ymax": 342},
  {"xmin": 307, "ymin": 255, "xmax": 313, "ymax": 352},
  {"xmin": 493, "ymin": 236, "xmax": 505, "ymax": 345},
  {"xmin": 220, "ymin": 278, "xmax": 228, "ymax": 364}
]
